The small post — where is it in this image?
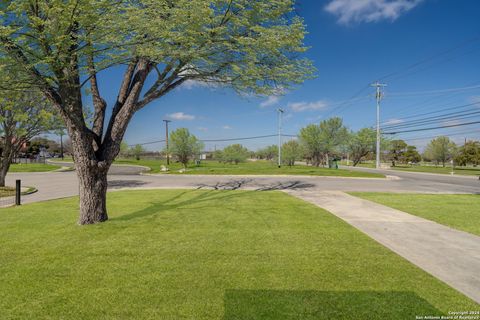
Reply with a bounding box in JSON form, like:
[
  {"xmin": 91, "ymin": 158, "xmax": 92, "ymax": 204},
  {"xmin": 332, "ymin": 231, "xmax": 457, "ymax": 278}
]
[
  {"xmin": 277, "ymin": 108, "xmax": 284, "ymax": 168},
  {"xmin": 15, "ymin": 179, "xmax": 21, "ymax": 206},
  {"xmin": 163, "ymin": 119, "xmax": 172, "ymax": 165}
]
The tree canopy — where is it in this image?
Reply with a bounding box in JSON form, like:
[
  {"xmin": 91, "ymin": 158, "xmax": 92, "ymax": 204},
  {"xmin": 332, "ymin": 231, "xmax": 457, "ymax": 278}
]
[
  {"xmin": 0, "ymin": 79, "xmax": 56, "ymax": 186},
  {"xmin": 169, "ymin": 128, "xmax": 203, "ymax": 168},
  {"xmin": 347, "ymin": 128, "xmax": 376, "ymax": 166},
  {"xmin": 0, "ymin": 0, "xmax": 314, "ymax": 224},
  {"xmin": 424, "ymin": 136, "xmax": 457, "ymax": 167}
]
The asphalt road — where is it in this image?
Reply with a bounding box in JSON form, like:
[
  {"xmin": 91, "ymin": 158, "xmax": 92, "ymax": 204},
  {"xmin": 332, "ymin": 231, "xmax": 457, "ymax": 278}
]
[{"xmin": 5, "ymin": 164, "xmax": 479, "ymax": 204}]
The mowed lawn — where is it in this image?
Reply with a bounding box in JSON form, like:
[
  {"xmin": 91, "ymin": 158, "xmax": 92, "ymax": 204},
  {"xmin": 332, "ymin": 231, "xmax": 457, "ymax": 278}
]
[
  {"xmin": 351, "ymin": 193, "xmax": 480, "ymax": 236},
  {"xmin": 0, "ymin": 190, "xmax": 477, "ymax": 319},
  {"xmin": 391, "ymin": 165, "xmax": 480, "ymax": 176},
  {"xmin": 340, "ymin": 160, "xmax": 480, "ymax": 176},
  {"xmin": 114, "ymin": 159, "xmax": 384, "ymax": 178},
  {"xmin": 9, "ymin": 163, "xmax": 60, "ymax": 172}
]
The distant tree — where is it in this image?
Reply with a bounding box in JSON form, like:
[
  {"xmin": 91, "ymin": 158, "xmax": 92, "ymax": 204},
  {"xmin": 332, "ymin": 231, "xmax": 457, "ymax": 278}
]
[
  {"xmin": 131, "ymin": 144, "xmax": 145, "ymax": 161},
  {"xmin": 424, "ymin": 136, "xmax": 457, "ymax": 167},
  {"xmin": 257, "ymin": 145, "xmax": 277, "ymax": 160},
  {"xmin": 319, "ymin": 117, "xmax": 348, "ymax": 165},
  {"xmin": 169, "ymin": 129, "xmax": 204, "ymax": 168},
  {"xmin": 0, "ymin": 88, "xmax": 56, "ymax": 187},
  {"xmin": 119, "ymin": 142, "xmax": 130, "ymax": 158},
  {"xmin": 299, "ymin": 124, "xmax": 323, "ymax": 166},
  {"xmin": 281, "ymin": 140, "xmax": 302, "ymax": 166},
  {"xmin": 347, "ymin": 128, "xmax": 376, "ymax": 166},
  {"xmin": 454, "ymin": 140, "xmax": 479, "ymax": 167},
  {"xmin": 387, "ymin": 140, "xmax": 408, "ymax": 167},
  {"xmin": 213, "ymin": 149, "xmax": 224, "ymax": 161},
  {"xmin": 27, "ymin": 137, "xmax": 60, "ymax": 155},
  {"xmin": 220, "ymin": 144, "xmax": 250, "ymax": 164},
  {"xmin": 404, "ymin": 145, "xmax": 422, "ymax": 164}
]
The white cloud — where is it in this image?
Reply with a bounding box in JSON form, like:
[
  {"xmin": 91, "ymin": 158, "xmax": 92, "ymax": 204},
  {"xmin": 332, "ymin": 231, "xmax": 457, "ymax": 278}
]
[
  {"xmin": 469, "ymin": 96, "xmax": 480, "ymax": 105},
  {"xmin": 442, "ymin": 119, "xmax": 462, "ymax": 127},
  {"xmin": 384, "ymin": 118, "xmax": 404, "ymax": 125},
  {"xmin": 167, "ymin": 112, "xmax": 195, "ymax": 121},
  {"xmin": 325, "ymin": 0, "xmax": 423, "ymax": 25},
  {"xmin": 197, "ymin": 127, "xmax": 208, "ymax": 132},
  {"xmin": 181, "ymin": 79, "xmax": 222, "ymax": 91},
  {"xmin": 222, "ymin": 125, "xmax": 232, "ymax": 130},
  {"xmin": 288, "ymin": 100, "xmax": 328, "ymax": 112},
  {"xmin": 260, "ymin": 96, "xmax": 281, "ymax": 108}
]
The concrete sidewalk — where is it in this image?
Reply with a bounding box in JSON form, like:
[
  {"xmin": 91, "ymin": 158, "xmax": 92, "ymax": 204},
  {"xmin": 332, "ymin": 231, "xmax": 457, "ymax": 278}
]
[{"xmin": 286, "ymin": 190, "xmax": 480, "ymax": 304}]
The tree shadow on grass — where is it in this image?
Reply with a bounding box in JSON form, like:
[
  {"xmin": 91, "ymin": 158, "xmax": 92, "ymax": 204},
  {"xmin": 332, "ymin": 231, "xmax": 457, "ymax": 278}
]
[
  {"xmin": 112, "ymin": 180, "xmax": 315, "ymax": 223},
  {"xmin": 112, "ymin": 189, "xmax": 256, "ymax": 222},
  {"xmin": 195, "ymin": 179, "xmax": 315, "ymax": 191},
  {"xmin": 108, "ymin": 180, "xmax": 148, "ymax": 189},
  {"xmin": 223, "ymin": 290, "xmax": 444, "ymax": 320}
]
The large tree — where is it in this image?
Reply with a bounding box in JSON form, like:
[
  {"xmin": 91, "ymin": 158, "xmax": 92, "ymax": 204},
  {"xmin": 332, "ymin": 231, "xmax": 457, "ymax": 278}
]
[
  {"xmin": 220, "ymin": 144, "xmax": 250, "ymax": 164},
  {"xmin": 347, "ymin": 128, "xmax": 376, "ymax": 167},
  {"xmin": 387, "ymin": 140, "xmax": 407, "ymax": 167},
  {"xmin": 169, "ymin": 128, "xmax": 204, "ymax": 168},
  {"xmin": 455, "ymin": 140, "xmax": 480, "ymax": 167},
  {"xmin": 281, "ymin": 139, "xmax": 301, "ymax": 166},
  {"xmin": 318, "ymin": 117, "xmax": 348, "ymax": 165},
  {"xmin": 299, "ymin": 124, "xmax": 323, "ymax": 166},
  {"xmin": 424, "ymin": 136, "xmax": 457, "ymax": 167},
  {"xmin": 0, "ymin": 84, "xmax": 55, "ymax": 187},
  {"xmin": 0, "ymin": 0, "xmax": 314, "ymax": 224}
]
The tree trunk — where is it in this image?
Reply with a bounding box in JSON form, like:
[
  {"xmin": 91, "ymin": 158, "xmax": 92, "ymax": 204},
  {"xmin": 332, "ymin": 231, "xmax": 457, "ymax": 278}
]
[
  {"xmin": 0, "ymin": 142, "xmax": 13, "ymax": 188},
  {"xmin": 0, "ymin": 160, "xmax": 10, "ymax": 187},
  {"xmin": 76, "ymin": 162, "xmax": 109, "ymax": 225}
]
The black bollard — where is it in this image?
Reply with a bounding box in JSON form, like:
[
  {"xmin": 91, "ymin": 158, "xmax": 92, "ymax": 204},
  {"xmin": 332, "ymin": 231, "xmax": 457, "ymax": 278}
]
[{"xmin": 15, "ymin": 179, "xmax": 21, "ymax": 206}]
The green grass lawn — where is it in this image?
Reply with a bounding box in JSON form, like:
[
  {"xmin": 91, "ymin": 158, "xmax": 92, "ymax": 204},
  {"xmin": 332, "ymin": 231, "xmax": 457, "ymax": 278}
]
[
  {"xmin": 114, "ymin": 159, "xmax": 384, "ymax": 178},
  {"xmin": 9, "ymin": 163, "xmax": 60, "ymax": 172},
  {"xmin": 339, "ymin": 161, "xmax": 376, "ymax": 168},
  {"xmin": 0, "ymin": 190, "xmax": 477, "ymax": 319},
  {"xmin": 350, "ymin": 193, "xmax": 480, "ymax": 236},
  {"xmin": 391, "ymin": 165, "xmax": 480, "ymax": 176}
]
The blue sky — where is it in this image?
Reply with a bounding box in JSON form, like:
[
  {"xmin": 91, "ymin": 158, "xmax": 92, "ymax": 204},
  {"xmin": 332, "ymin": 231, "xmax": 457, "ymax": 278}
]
[{"xmin": 94, "ymin": 0, "xmax": 480, "ymax": 151}]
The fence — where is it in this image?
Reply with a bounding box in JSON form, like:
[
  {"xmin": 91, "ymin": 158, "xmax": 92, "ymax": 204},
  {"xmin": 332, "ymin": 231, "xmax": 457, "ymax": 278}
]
[{"xmin": 13, "ymin": 157, "xmax": 47, "ymax": 164}]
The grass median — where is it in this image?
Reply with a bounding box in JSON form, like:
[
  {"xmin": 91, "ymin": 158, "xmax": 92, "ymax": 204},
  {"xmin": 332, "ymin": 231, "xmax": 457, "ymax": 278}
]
[
  {"xmin": 0, "ymin": 190, "xmax": 477, "ymax": 319},
  {"xmin": 9, "ymin": 163, "xmax": 61, "ymax": 172},
  {"xmin": 350, "ymin": 192, "xmax": 480, "ymax": 236},
  {"xmin": 114, "ymin": 159, "xmax": 384, "ymax": 178},
  {"xmin": 341, "ymin": 160, "xmax": 480, "ymax": 176}
]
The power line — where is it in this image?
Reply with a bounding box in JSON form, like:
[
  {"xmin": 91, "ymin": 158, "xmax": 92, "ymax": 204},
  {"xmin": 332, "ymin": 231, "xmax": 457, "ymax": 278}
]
[
  {"xmin": 400, "ymin": 129, "xmax": 480, "ymax": 142},
  {"xmin": 313, "ymin": 35, "xmax": 480, "ymax": 122},
  {"xmin": 380, "ymin": 101, "xmax": 480, "ymax": 125},
  {"xmin": 129, "ymin": 139, "xmax": 165, "ymax": 147},
  {"xmin": 199, "ymin": 134, "xmax": 278, "ymax": 142},
  {"xmin": 130, "ymin": 133, "xmax": 299, "ymax": 147},
  {"xmin": 384, "ymin": 120, "xmax": 480, "ymax": 135},
  {"xmin": 377, "ymin": 35, "xmax": 480, "ymax": 82},
  {"xmin": 382, "ymin": 108, "xmax": 480, "ymax": 131},
  {"xmin": 388, "ymin": 84, "xmax": 480, "ymax": 97}
]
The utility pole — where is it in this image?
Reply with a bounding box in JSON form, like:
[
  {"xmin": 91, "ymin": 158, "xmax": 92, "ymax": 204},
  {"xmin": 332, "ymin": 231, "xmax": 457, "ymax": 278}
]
[
  {"xmin": 371, "ymin": 82, "xmax": 387, "ymax": 169},
  {"xmin": 163, "ymin": 119, "xmax": 172, "ymax": 165},
  {"xmin": 59, "ymin": 132, "xmax": 64, "ymax": 160},
  {"xmin": 277, "ymin": 108, "xmax": 284, "ymax": 168}
]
